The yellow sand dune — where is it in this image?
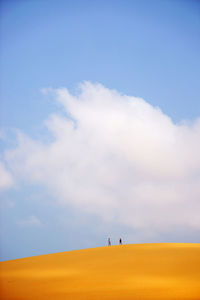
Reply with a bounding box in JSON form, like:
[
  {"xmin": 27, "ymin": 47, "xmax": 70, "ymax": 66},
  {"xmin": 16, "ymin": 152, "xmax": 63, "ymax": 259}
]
[{"xmin": 1, "ymin": 243, "xmax": 200, "ymax": 299}]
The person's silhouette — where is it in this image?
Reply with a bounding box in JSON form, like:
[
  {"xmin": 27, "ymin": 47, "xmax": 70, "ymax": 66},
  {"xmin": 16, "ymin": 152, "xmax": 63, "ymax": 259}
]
[
  {"xmin": 119, "ymin": 238, "xmax": 122, "ymax": 245},
  {"xmin": 108, "ymin": 238, "xmax": 111, "ymax": 246}
]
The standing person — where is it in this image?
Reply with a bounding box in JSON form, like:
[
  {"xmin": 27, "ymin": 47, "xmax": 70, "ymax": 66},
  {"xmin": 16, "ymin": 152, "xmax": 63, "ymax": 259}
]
[
  {"xmin": 108, "ymin": 237, "xmax": 111, "ymax": 246},
  {"xmin": 119, "ymin": 238, "xmax": 122, "ymax": 245}
]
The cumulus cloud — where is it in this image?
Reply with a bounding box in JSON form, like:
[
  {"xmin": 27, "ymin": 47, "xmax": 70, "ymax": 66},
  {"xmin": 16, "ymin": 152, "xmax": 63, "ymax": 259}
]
[
  {"xmin": 5, "ymin": 82, "xmax": 200, "ymax": 234},
  {"xmin": 0, "ymin": 161, "xmax": 14, "ymax": 190},
  {"xmin": 17, "ymin": 215, "xmax": 43, "ymax": 227}
]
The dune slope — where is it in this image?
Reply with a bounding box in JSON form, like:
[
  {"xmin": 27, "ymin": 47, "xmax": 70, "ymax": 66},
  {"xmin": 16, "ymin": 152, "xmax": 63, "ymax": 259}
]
[{"xmin": 0, "ymin": 243, "xmax": 200, "ymax": 300}]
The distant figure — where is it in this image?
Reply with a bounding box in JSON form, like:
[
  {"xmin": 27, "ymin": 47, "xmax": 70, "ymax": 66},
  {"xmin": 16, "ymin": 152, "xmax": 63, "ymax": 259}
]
[
  {"xmin": 119, "ymin": 238, "xmax": 122, "ymax": 245},
  {"xmin": 108, "ymin": 237, "xmax": 111, "ymax": 246}
]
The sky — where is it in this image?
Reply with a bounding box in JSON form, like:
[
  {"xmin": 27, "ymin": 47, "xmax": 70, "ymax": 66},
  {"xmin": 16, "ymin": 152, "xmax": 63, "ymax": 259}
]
[{"xmin": 0, "ymin": 0, "xmax": 200, "ymax": 261}]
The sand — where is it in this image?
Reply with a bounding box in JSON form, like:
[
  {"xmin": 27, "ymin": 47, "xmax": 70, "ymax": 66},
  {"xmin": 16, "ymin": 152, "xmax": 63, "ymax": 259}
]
[{"xmin": 0, "ymin": 243, "xmax": 200, "ymax": 300}]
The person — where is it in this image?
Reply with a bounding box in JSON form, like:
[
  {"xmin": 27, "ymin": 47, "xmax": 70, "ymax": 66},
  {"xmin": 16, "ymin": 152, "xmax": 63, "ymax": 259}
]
[
  {"xmin": 108, "ymin": 237, "xmax": 111, "ymax": 246},
  {"xmin": 119, "ymin": 238, "xmax": 122, "ymax": 245}
]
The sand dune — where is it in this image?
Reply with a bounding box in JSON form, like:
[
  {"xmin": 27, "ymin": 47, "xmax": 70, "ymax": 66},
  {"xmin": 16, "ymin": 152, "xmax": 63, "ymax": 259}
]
[{"xmin": 1, "ymin": 243, "xmax": 200, "ymax": 299}]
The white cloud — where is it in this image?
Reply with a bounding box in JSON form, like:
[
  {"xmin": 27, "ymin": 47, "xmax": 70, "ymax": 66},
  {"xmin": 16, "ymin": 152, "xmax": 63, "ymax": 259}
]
[
  {"xmin": 0, "ymin": 161, "xmax": 14, "ymax": 190},
  {"xmin": 17, "ymin": 215, "xmax": 43, "ymax": 227},
  {"xmin": 5, "ymin": 82, "xmax": 200, "ymax": 235}
]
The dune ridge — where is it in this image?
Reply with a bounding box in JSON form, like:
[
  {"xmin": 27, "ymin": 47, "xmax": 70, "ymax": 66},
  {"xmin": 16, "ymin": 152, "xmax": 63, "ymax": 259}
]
[{"xmin": 1, "ymin": 243, "xmax": 200, "ymax": 299}]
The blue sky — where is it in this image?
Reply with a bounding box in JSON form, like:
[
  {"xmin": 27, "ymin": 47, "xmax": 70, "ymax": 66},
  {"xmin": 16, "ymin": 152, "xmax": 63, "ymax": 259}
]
[{"xmin": 0, "ymin": 0, "xmax": 200, "ymax": 261}]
